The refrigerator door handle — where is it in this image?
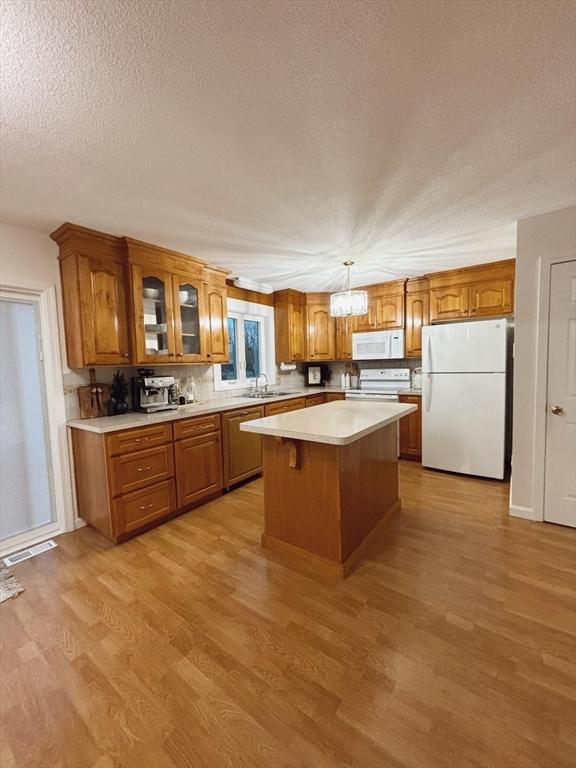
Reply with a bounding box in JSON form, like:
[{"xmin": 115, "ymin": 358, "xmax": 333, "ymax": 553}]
[
  {"xmin": 425, "ymin": 373, "xmax": 432, "ymax": 412},
  {"xmin": 426, "ymin": 331, "xmax": 432, "ymax": 373}
]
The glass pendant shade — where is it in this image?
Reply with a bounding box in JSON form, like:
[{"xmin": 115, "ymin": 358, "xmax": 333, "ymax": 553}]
[
  {"xmin": 329, "ymin": 261, "xmax": 368, "ymax": 317},
  {"xmin": 329, "ymin": 289, "xmax": 368, "ymax": 317}
]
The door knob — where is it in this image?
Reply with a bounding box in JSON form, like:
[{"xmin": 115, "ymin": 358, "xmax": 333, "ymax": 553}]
[{"xmin": 551, "ymin": 405, "xmax": 564, "ymax": 415}]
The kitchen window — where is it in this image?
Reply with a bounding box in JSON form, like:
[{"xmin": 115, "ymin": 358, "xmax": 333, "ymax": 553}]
[{"xmin": 213, "ymin": 299, "xmax": 275, "ymax": 391}]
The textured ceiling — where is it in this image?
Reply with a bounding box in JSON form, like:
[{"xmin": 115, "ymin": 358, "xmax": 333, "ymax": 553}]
[{"xmin": 1, "ymin": 0, "xmax": 575, "ymax": 291}]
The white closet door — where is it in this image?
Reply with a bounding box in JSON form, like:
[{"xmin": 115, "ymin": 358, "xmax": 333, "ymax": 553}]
[{"xmin": 0, "ymin": 299, "xmax": 56, "ymax": 542}]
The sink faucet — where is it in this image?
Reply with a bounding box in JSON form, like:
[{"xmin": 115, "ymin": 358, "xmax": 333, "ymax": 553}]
[{"xmin": 256, "ymin": 373, "xmax": 268, "ymax": 394}]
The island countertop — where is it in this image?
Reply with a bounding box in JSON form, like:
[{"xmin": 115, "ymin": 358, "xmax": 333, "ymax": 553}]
[{"xmin": 240, "ymin": 400, "xmax": 417, "ymax": 446}]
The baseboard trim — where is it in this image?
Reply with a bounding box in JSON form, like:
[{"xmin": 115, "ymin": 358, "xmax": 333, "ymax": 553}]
[{"xmin": 509, "ymin": 504, "xmax": 540, "ymax": 521}]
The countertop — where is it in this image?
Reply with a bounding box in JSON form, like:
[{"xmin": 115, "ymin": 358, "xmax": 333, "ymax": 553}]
[
  {"xmin": 68, "ymin": 386, "xmax": 346, "ymax": 434},
  {"xmin": 240, "ymin": 400, "xmax": 417, "ymax": 446},
  {"xmin": 67, "ymin": 385, "xmax": 422, "ymax": 435}
]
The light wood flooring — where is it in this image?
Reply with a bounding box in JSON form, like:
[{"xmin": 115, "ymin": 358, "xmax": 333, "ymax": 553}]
[{"xmin": 1, "ymin": 462, "xmax": 575, "ymax": 768}]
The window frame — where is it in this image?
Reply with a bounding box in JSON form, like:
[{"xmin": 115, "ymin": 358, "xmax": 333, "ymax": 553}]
[{"xmin": 213, "ymin": 298, "xmax": 276, "ymax": 392}]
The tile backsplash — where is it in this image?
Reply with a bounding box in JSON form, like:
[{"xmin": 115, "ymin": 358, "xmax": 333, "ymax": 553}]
[
  {"xmin": 323, "ymin": 358, "xmax": 421, "ymax": 385},
  {"xmin": 64, "ymin": 358, "xmax": 421, "ymax": 420},
  {"xmin": 63, "ymin": 363, "xmax": 306, "ymax": 420}
]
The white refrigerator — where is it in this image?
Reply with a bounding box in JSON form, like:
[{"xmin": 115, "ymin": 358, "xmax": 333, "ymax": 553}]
[{"xmin": 422, "ymin": 319, "xmax": 509, "ymax": 479}]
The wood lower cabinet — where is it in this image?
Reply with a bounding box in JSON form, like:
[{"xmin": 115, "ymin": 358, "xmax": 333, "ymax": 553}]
[
  {"xmin": 264, "ymin": 397, "xmax": 306, "ymax": 416},
  {"xmin": 71, "ymin": 414, "xmax": 224, "ymax": 542},
  {"xmin": 398, "ymin": 395, "xmax": 422, "ymax": 460},
  {"xmin": 109, "ymin": 444, "xmax": 174, "ymax": 497},
  {"xmin": 222, "ymin": 406, "xmax": 264, "ymax": 489},
  {"xmin": 114, "ymin": 480, "xmax": 177, "ymax": 537},
  {"xmin": 325, "ymin": 392, "xmax": 346, "ymax": 402},
  {"xmin": 107, "ymin": 423, "xmax": 173, "ymax": 455},
  {"xmin": 174, "ymin": 431, "xmax": 223, "ymax": 508},
  {"xmin": 305, "ymin": 393, "xmax": 326, "ymax": 407}
]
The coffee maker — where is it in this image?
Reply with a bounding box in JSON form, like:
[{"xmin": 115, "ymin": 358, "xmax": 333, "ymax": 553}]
[{"xmin": 131, "ymin": 372, "xmax": 178, "ymax": 412}]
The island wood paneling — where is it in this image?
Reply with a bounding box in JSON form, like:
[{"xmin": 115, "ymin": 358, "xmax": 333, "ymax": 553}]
[{"xmin": 261, "ymin": 422, "xmax": 400, "ymax": 580}]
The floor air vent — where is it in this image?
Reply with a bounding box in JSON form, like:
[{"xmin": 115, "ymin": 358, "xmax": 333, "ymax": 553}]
[{"xmin": 3, "ymin": 539, "xmax": 58, "ymax": 567}]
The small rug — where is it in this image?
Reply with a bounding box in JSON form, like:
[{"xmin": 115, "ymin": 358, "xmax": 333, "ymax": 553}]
[{"xmin": 0, "ymin": 568, "xmax": 25, "ymax": 603}]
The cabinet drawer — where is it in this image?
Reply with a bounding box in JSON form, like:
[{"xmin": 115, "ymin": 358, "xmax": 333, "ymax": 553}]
[
  {"xmin": 107, "ymin": 424, "xmax": 172, "ymax": 457},
  {"xmin": 114, "ymin": 479, "xmax": 177, "ymax": 537},
  {"xmin": 325, "ymin": 393, "xmax": 345, "ymax": 402},
  {"xmin": 110, "ymin": 444, "xmax": 174, "ymax": 497},
  {"xmin": 173, "ymin": 413, "xmax": 220, "ymax": 441},
  {"xmin": 305, "ymin": 394, "xmax": 325, "ymax": 407},
  {"xmin": 264, "ymin": 397, "xmax": 306, "ymax": 416}
]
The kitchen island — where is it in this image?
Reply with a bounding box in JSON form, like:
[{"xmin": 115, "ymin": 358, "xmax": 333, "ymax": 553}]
[{"xmin": 241, "ymin": 400, "xmax": 417, "ymax": 580}]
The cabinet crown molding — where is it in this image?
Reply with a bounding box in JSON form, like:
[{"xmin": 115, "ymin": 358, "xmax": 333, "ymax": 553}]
[{"xmin": 427, "ymin": 258, "xmax": 515, "ymax": 289}]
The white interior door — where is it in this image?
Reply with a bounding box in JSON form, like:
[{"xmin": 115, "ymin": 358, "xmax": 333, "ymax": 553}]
[
  {"xmin": 0, "ymin": 297, "xmax": 57, "ymax": 547},
  {"xmin": 544, "ymin": 260, "xmax": 576, "ymax": 527}
]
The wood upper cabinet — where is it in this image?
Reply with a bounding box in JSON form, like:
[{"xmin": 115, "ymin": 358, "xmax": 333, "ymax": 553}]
[
  {"xmin": 203, "ymin": 268, "xmax": 229, "ymax": 363},
  {"xmin": 398, "ymin": 394, "xmax": 422, "ymax": 460},
  {"xmin": 353, "ymin": 280, "xmax": 405, "ymax": 332},
  {"xmin": 222, "ymin": 406, "xmax": 264, "ymax": 489},
  {"xmin": 372, "ymin": 292, "xmax": 405, "ymax": 329},
  {"xmin": 469, "ymin": 278, "xmax": 513, "ymax": 317},
  {"xmin": 127, "ymin": 240, "xmax": 230, "ymax": 365},
  {"xmin": 429, "ymin": 260, "xmax": 515, "ymax": 323},
  {"xmin": 405, "ymin": 277, "xmax": 430, "ymax": 358},
  {"xmin": 53, "ymin": 225, "xmax": 231, "ymax": 367},
  {"xmin": 172, "ymin": 274, "xmax": 205, "ymax": 363},
  {"xmin": 306, "ymin": 294, "xmax": 335, "ymax": 360},
  {"xmin": 51, "ymin": 224, "xmax": 131, "ymax": 367},
  {"xmin": 131, "ymin": 263, "xmax": 177, "ymax": 363},
  {"xmin": 335, "ymin": 316, "xmax": 353, "ymax": 360},
  {"xmin": 273, "ymin": 289, "xmax": 306, "ymax": 362},
  {"xmin": 429, "ymin": 285, "xmax": 469, "ymax": 322}
]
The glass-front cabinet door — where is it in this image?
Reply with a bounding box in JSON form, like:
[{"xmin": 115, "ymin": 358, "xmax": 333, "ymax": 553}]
[
  {"xmin": 172, "ymin": 275, "xmax": 204, "ymax": 362},
  {"xmin": 132, "ymin": 265, "xmax": 176, "ymax": 363}
]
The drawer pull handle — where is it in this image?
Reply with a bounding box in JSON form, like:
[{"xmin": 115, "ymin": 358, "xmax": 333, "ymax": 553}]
[
  {"xmin": 137, "ymin": 466, "xmax": 152, "ymax": 472},
  {"xmin": 139, "ymin": 503, "xmax": 154, "ymax": 511}
]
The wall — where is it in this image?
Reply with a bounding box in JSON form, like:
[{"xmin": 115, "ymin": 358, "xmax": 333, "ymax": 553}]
[
  {"xmin": 510, "ymin": 206, "xmax": 576, "ymax": 518},
  {"xmin": 0, "ymin": 222, "xmax": 62, "ymax": 308},
  {"xmin": 0, "ymin": 221, "xmax": 76, "ymax": 535}
]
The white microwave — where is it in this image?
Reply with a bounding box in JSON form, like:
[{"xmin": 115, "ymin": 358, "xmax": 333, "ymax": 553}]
[{"xmin": 352, "ymin": 329, "xmax": 405, "ymax": 360}]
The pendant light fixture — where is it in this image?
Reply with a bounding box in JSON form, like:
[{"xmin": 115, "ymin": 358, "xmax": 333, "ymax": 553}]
[{"xmin": 329, "ymin": 261, "xmax": 368, "ymax": 317}]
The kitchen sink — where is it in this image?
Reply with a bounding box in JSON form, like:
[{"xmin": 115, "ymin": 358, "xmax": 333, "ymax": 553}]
[{"xmin": 243, "ymin": 391, "xmax": 294, "ymax": 399}]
